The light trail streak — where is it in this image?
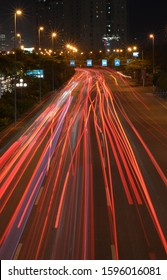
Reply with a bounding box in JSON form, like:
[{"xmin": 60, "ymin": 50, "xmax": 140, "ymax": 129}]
[
  {"xmin": 0, "ymin": 68, "xmax": 166, "ymax": 260},
  {"xmin": 0, "ymin": 91, "xmax": 74, "ymax": 259}
]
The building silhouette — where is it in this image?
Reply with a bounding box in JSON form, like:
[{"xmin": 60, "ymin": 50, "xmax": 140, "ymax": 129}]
[
  {"xmin": 35, "ymin": 0, "xmax": 128, "ymax": 51},
  {"xmin": 35, "ymin": 0, "xmax": 65, "ymax": 49}
]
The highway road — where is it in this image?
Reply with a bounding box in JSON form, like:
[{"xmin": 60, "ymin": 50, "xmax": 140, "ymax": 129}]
[{"xmin": 0, "ymin": 68, "xmax": 167, "ymax": 260}]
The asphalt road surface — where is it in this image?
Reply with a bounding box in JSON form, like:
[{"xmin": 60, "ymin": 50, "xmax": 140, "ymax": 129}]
[{"xmin": 0, "ymin": 68, "xmax": 167, "ymax": 260}]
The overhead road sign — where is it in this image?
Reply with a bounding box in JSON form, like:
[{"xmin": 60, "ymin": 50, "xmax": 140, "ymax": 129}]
[
  {"xmin": 114, "ymin": 59, "xmax": 120, "ymax": 66},
  {"xmin": 133, "ymin": 52, "xmax": 139, "ymax": 57},
  {"xmin": 102, "ymin": 59, "xmax": 107, "ymax": 66},
  {"xmin": 87, "ymin": 59, "xmax": 92, "ymax": 67},
  {"xmin": 70, "ymin": 60, "xmax": 75, "ymax": 66}
]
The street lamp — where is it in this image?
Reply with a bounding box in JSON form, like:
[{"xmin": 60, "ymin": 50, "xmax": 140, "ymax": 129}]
[
  {"xmin": 51, "ymin": 32, "xmax": 57, "ymax": 91},
  {"xmin": 16, "ymin": 78, "xmax": 27, "ymax": 88},
  {"xmin": 52, "ymin": 32, "xmax": 57, "ymax": 53},
  {"xmin": 38, "ymin": 26, "xmax": 44, "ymax": 101},
  {"xmin": 38, "ymin": 26, "xmax": 44, "ymax": 50},
  {"xmin": 14, "ymin": 10, "xmax": 22, "ymax": 49},
  {"xmin": 127, "ymin": 47, "xmax": 132, "ymax": 52},
  {"xmin": 149, "ymin": 34, "xmax": 155, "ymax": 75},
  {"xmin": 66, "ymin": 43, "xmax": 78, "ymax": 53},
  {"xmin": 14, "ymin": 9, "xmax": 22, "ymax": 124},
  {"xmin": 17, "ymin": 33, "xmax": 21, "ymax": 47},
  {"xmin": 16, "ymin": 78, "xmax": 27, "ymax": 99},
  {"xmin": 127, "ymin": 46, "xmax": 137, "ymax": 52},
  {"xmin": 127, "ymin": 45, "xmax": 138, "ymax": 60},
  {"xmin": 113, "ymin": 49, "xmax": 123, "ymax": 53}
]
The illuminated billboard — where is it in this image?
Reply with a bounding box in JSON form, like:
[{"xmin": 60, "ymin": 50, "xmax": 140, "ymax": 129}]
[{"xmin": 26, "ymin": 69, "xmax": 44, "ymax": 78}]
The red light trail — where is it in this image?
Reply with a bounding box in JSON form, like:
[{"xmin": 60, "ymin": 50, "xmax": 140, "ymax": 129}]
[{"xmin": 0, "ymin": 68, "xmax": 166, "ymax": 260}]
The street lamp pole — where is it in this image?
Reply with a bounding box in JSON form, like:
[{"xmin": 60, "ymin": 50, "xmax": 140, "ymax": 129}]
[
  {"xmin": 52, "ymin": 32, "xmax": 56, "ymax": 53},
  {"xmin": 127, "ymin": 46, "xmax": 138, "ymax": 79},
  {"xmin": 38, "ymin": 26, "xmax": 44, "ymax": 101},
  {"xmin": 14, "ymin": 10, "xmax": 22, "ymax": 124},
  {"xmin": 52, "ymin": 32, "xmax": 56, "ymax": 91},
  {"xmin": 17, "ymin": 33, "xmax": 22, "ymax": 47},
  {"xmin": 38, "ymin": 26, "xmax": 44, "ymax": 50},
  {"xmin": 141, "ymin": 49, "xmax": 145, "ymax": 87},
  {"xmin": 149, "ymin": 34, "xmax": 155, "ymax": 91},
  {"xmin": 149, "ymin": 34, "xmax": 155, "ymax": 75}
]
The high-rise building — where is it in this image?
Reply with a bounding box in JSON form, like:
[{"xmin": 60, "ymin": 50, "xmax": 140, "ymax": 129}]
[
  {"xmin": 103, "ymin": 0, "xmax": 128, "ymax": 51},
  {"xmin": 63, "ymin": 0, "xmax": 106, "ymax": 51},
  {"xmin": 0, "ymin": 34, "xmax": 6, "ymax": 51},
  {"xmin": 35, "ymin": 0, "xmax": 65, "ymax": 49},
  {"xmin": 35, "ymin": 0, "xmax": 128, "ymax": 51},
  {"xmin": 65, "ymin": 0, "xmax": 128, "ymax": 51}
]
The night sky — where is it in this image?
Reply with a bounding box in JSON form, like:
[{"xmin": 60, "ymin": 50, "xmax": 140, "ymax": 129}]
[
  {"xmin": 129, "ymin": 0, "xmax": 167, "ymax": 39},
  {"xmin": 0, "ymin": 0, "xmax": 35, "ymax": 47},
  {"xmin": 0, "ymin": 0, "xmax": 166, "ymax": 47}
]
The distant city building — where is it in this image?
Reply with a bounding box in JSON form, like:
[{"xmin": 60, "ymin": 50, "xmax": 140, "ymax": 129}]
[
  {"xmin": 35, "ymin": 0, "xmax": 65, "ymax": 49},
  {"xmin": 103, "ymin": 0, "xmax": 128, "ymax": 51},
  {"xmin": 0, "ymin": 34, "xmax": 6, "ymax": 51},
  {"xmin": 35, "ymin": 0, "xmax": 128, "ymax": 52},
  {"xmin": 64, "ymin": 0, "xmax": 106, "ymax": 51},
  {"xmin": 64, "ymin": 0, "xmax": 128, "ymax": 51}
]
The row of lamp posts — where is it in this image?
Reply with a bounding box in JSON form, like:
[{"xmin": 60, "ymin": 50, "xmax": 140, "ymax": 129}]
[
  {"xmin": 13, "ymin": 9, "xmax": 57, "ymax": 124},
  {"xmin": 13, "ymin": 9, "xmax": 155, "ymax": 124},
  {"xmin": 14, "ymin": 10, "xmax": 22, "ymax": 124}
]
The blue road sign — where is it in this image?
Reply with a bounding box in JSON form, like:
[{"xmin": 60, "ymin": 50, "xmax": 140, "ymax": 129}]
[
  {"xmin": 102, "ymin": 59, "xmax": 107, "ymax": 66},
  {"xmin": 70, "ymin": 60, "xmax": 75, "ymax": 66},
  {"xmin": 114, "ymin": 59, "xmax": 120, "ymax": 66},
  {"xmin": 87, "ymin": 59, "xmax": 92, "ymax": 67}
]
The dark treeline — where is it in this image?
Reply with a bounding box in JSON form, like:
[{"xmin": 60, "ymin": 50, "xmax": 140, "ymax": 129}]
[{"xmin": 0, "ymin": 51, "xmax": 75, "ymax": 131}]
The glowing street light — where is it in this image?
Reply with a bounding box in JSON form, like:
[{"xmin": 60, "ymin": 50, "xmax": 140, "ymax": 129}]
[
  {"xmin": 38, "ymin": 26, "xmax": 44, "ymax": 101},
  {"xmin": 16, "ymin": 78, "xmax": 27, "ymax": 101},
  {"xmin": 17, "ymin": 33, "xmax": 21, "ymax": 46},
  {"xmin": 38, "ymin": 26, "xmax": 44, "ymax": 50},
  {"xmin": 51, "ymin": 32, "xmax": 57, "ymax": 91},
  {"xmin": 51, "ymin": 32, "xmax": 57, "ymax": 55},
  {"xmin": 14, "ymin": 9, "xmax": 22, "ymax": 124},
  {"xmin": 66, "ymin": 44, "xmax": 78, "ymax": 53},
  {"xmin": 16, "ymin": 78, "xmax": 27, "ymax": 88},
  {"xmin": 113, "ymin": 49, "xmax": 123, "ymax": 53},
  {"xmin": 14, "ymin": 10, "xmax": 22, "ymax": 49},
  {"xmin": 149, "ymin": 34, "xmax": 155, "ymax": 74},
  {"xmin": 127, "ymin": 46, "xmax": 137, "ymax": 52}
]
